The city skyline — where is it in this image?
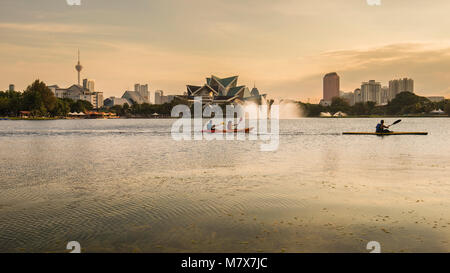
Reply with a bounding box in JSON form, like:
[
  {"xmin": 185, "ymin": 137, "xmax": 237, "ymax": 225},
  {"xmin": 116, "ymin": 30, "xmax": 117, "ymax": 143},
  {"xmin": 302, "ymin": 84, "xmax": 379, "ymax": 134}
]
[{"xmin": 2, "ymin": 0, "xmax": 450, "ymax": 100}]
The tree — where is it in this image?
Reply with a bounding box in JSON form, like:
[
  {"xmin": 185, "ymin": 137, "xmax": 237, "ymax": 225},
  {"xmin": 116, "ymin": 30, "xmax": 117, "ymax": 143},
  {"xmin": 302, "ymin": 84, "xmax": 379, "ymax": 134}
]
[
  {"xmin": 51, "ymin": 99, "xmax": 71, "ymax": 117},
  {"xmin": 70, "ymin": 100, "xmax": 93, "ymax": 113},
  {"xmin": 330, "ymin": 97, "xmax": 350, "ymax": 114},
  {"xmin": 22, "ymin": 80, "xmax": 56, "ymax": 116},
  {"xmin": 387, "ymin": 91, "xmax": 430, "ymax": 115},
  {"xmin": 444, "ymin": 101, "xmax": 450, "ymax": 116}
]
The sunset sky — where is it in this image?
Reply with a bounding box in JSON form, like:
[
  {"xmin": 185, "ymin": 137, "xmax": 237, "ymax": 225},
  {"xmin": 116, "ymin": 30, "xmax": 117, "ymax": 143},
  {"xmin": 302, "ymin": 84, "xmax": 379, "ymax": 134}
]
[{"xmin": 1, "ymin": 0, "xmax": 450, "ymax": 101}]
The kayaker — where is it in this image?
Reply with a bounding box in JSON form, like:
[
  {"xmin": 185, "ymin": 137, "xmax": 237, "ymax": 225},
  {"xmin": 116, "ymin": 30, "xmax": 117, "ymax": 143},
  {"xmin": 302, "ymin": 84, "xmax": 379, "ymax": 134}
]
[
  {"xmin": 376, "ymin": 120, "xmax": 391, "ymax": 133},
  {"xmin": 206, "ymin": 120, "xmax": 215, "ymax": 131},
  {"xmin": 227, "ymin": 121, "xmax": 233, "ymax": 130}
]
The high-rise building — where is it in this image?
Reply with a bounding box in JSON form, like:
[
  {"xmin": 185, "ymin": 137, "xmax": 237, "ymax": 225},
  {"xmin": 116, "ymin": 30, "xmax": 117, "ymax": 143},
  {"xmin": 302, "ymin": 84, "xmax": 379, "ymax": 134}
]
[
  {"xmin": 353, "ymin": 88, "xmax": 362, "ymax": 104},
  {"xmin": 340, "ymin": 91, "xmax": 355, "ymax": 106},
  {"xmin": 83, "ymin": 79, "xmax": 95, "ymax": 92},
  {"xmin": 323, "ymin": 72, "xmax": 340, "ymax": 103},
  {"xmin": 134, "ymin": 83, "xmax": 150, "ymax": 103},
  {"xmin": 155, "ymin": 90, "xmax": 163, "ymax": 105},
  {"xmin": 380, "ymin": 86, "xmax": 389, "ymax": 105},
  {"xmin": 389, "ymin": 78, "xmax": 414, "ymax": 100},
  {"xmin": 8, "ymin": 84, "xmax": 15, "ymax": 92},
  {"xmin": 361, "ymin": 80, "xmax": 381, "ymax": 104}
]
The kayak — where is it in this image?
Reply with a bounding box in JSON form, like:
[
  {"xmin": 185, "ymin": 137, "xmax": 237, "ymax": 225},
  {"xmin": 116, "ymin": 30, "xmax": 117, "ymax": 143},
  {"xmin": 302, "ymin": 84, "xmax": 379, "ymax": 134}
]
[
  {"xmin": 202, "ymin": 127, "xmax": 253, "ymax": 133},
  {"xmin": 343, "ymin": 132, "xmax": 428, "ymax": 135}
]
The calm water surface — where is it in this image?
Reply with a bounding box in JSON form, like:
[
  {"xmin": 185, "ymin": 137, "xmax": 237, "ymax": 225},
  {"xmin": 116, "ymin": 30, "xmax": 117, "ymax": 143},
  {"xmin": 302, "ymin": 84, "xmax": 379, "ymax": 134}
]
[{"xmin": 0, "ymin": 118, "xmax": 449, "ymax": 252}]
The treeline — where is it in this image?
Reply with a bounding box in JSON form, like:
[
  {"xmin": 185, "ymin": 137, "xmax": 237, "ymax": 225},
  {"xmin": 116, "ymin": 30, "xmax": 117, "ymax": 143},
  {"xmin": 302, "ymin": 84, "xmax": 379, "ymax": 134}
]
[
  {"xmin": 300, "ymin": 92, "xmax": 450, "ymax": 117},
  {"xmin": 108, "ymin": 98, "xmax": 186, "ymax": 117},
  {"xmin": 0, "ymin": 80, "xmax": 93, "ymax": 117}
]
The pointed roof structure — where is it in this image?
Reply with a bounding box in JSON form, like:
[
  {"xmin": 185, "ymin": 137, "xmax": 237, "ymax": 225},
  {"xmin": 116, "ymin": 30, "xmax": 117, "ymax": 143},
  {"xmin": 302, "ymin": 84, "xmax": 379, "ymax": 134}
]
[{"xmin": 182, "ymin": 75, "xmax": 266, "ymax": 105}]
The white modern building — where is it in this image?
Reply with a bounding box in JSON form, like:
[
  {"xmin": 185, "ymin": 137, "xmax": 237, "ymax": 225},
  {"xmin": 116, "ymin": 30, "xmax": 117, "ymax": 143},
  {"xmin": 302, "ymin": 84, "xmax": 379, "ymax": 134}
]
[
  {"xmin": 83, "ymin": 79, "xmax": 95, "ymax": 92},
  {"xmin": 354, "ymin": 88, "xmax": 362, "ymax": 104},
  {"xmin": 103, "ymin": 97, "xmax": 130, "ymax": 107},
  {"xmin": 361, "ymin": 80, "xmax": 381, "ymax": 104},
  {"xmin": 155, "ymin": 90, "xmax": 163, "ymax": 104},
  {"xmin": 134, "ymin": 83, "xmax": 151, "ymax": 103},
  {"xmin": 49, "ymin": 83, "xmax": 104, "ymax": 109},
  {"xmin": 380, "ymin": 86, "xmax": 389, "ymax": 105},
  {"xmin": 340, "ymin": 91, "xmax": 355, "ymax": 106},
  {"xmin": 389, "ymin": 78, "xmax": 414, "ymax": 100}
]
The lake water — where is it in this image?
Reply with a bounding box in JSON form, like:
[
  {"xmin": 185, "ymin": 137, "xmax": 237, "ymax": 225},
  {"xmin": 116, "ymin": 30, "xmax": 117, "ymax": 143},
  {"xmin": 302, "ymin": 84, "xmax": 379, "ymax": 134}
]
[{"xmin": 0, "ymin": 118, "xmax": 449, "ymax": 253}]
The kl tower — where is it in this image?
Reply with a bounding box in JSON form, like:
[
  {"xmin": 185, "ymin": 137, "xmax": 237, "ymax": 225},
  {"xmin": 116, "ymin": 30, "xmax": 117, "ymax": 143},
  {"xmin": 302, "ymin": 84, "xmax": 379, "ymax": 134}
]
[{"xmin": 75, "ymin": 49, "xmax": 83, "ymax": 86}]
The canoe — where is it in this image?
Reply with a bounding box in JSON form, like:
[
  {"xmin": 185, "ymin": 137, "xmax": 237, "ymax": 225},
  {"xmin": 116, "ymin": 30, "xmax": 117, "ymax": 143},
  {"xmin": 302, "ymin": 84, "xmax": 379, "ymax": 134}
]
[
  {"xmin": 343, "ymin": 132, "xmax": 428, "ymax": 135},
  {"xmin": 202, "ymin": 127, "xmax": 253, "ymax": 134}
]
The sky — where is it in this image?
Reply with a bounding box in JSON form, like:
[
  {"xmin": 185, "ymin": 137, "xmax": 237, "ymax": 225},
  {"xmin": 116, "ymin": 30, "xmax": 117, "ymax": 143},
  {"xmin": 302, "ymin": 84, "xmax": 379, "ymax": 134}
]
[{"xmin": 1, "ymin": 0, "xmax": 450, "ymax": 101}]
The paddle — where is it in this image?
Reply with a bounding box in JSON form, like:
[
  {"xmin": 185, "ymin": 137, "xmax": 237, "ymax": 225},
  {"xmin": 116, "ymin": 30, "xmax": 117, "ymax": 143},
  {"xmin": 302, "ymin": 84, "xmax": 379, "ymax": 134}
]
[
  {"xmin": 233, "ymin": 117, "xmax": 243, "ymax": 129},
  {"xmin": 390, "ymin": 119, "xmax": 402, "ymax": 127}
]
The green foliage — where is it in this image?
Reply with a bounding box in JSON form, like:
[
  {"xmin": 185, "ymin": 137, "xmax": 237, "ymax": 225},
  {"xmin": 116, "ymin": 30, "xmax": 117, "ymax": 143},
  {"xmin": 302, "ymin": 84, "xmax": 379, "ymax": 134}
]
[
  {"xmin": 51, "ymin": 99, "xmax": 71, "ymax": 117},
  {"xmin": 330, "ymin": 97, "xmax": 351, "ymax": 114},
  {"xmin": 22, "ymin": 80, "xmax": 56, "ymax": 116},
  {"xmin": 444, "ymin": 100, "xmax": 450, "ymax": 116},
  {"xmin": 299, "ymin": 103, "xmax": 326, "ymax": 117},
  {"xmin": 0, "ymin": 80, "xmax": 95, "ymax": 117},
  {"xmin": 70, "ymin": 100, "xmax": 93, "ymax": 113},
  {"xmin": 0, "ymin": 90, "xmax": 23, "ymax": 116},
  {"xmin": 106, "ymin": 97, "xmax": 189, "ymax": 117},
  {"xmin": 386, "ymin": 92, "xmax": 432, "ymax": 115},
  {"xmin": 299, "ymin": 92, "xmax": 444, "ymax": 117}
]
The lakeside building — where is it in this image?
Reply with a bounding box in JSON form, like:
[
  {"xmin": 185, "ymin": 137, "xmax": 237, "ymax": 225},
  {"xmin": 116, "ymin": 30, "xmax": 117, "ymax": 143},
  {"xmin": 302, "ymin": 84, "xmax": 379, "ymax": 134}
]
[
  {"xmin": 48, "ymin": 81, "xmax": 104, "ymax": 109},
  {"xmin": 154, "ymin": 90, "xmax": 176, "ymax": 105},
  {"xmin": 105, "ymin": 83, "xmax": 151, "ymax": 107},
  {"xmin": 122, "ymin": 90, "xmax": 147, "ymax": 105},
  {"xmin": 103, "ymin": 97, "xmax": 130, "ymax": 107},
  {"xmin": 321, "ymin": 72, "xmax": 340, "ymax": 105},
  {"xmin": 389, "ymin": 78, "xmax": 414, "ymax": 100},
  {"xmin": 121, "ymin": 83, "xmax": 151, "ymax": 104},
  {"xmin": 177, "ymin": 75, "xmax": 266, "ymax": 105}
]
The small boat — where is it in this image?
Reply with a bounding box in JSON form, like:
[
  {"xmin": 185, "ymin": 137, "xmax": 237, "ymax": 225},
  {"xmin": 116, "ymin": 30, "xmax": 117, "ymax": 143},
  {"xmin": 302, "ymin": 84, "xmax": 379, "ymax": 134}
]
[
  {"xmin": 343, "ymin": 132, "xmax": 428, "ymax": 136},
  {"xmin": 202, "ymin": 127, "xmax": 253, "ymax": 134}
]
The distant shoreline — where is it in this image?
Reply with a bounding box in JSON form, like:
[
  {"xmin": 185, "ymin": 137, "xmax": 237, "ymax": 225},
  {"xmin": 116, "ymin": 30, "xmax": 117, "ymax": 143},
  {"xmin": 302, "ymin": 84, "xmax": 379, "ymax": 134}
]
[{"xmin": 1, "ymin": 115, "xmax": 448, "ymax": 121}]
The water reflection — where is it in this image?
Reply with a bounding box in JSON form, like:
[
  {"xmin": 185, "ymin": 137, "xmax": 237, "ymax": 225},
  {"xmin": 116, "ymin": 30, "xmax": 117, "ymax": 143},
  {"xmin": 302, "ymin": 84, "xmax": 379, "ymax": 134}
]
[{"xmin": 0, "ymin": 118, "xmax": 449, "ymax": 252}]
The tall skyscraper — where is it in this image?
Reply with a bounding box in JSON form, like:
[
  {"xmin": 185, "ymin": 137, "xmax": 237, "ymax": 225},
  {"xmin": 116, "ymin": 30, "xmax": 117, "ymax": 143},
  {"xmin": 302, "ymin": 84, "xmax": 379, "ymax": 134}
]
[
  {"xmin": 75, "ymin": 50, "xmax": 83, "ymax": 86},
  {"xmin": 323, "ymin": 72, "xmax": 340, "ymax": 102},
  {"xmin": 8, "ymin": 84, "xmax": 15, "ymax": 92},
  {"xmin": 353, "ymin": 88, "xmax": 362, "ymax": 104},
  {"xmin": 134, "ymin": 83, "xmax": 150, "ymax": 103},
  {"xmin": 155, "ymin": 90, "xmax": 163, "ymax": 105},
  {"xmin": 361, "ymin": 80, "xmax": 381, "ymax": 104},
  {"xmin": 83, "ymin": 79, "xmax": 95, "ymax": 92},
  {"xmin": 380, "ymin": 86, "xmax": 389, "ymax": 104},
  {"xmin": 389, "ymin": 78, "xmax": 414, "ymax": 100}
]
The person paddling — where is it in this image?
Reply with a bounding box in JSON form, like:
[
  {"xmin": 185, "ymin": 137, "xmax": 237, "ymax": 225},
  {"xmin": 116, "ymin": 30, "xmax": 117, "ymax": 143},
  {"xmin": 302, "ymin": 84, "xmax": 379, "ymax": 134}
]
[
  {"xmin": 207, "ymin": 120, "xmax": 216, "ymax": 131},
  {"xmin": 376, "ymin": 120, "xmax": 391, "ymax": 133},
  {"xmin": 227, "ymin": 120, "xmax": 233, "ymax": 130}
]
